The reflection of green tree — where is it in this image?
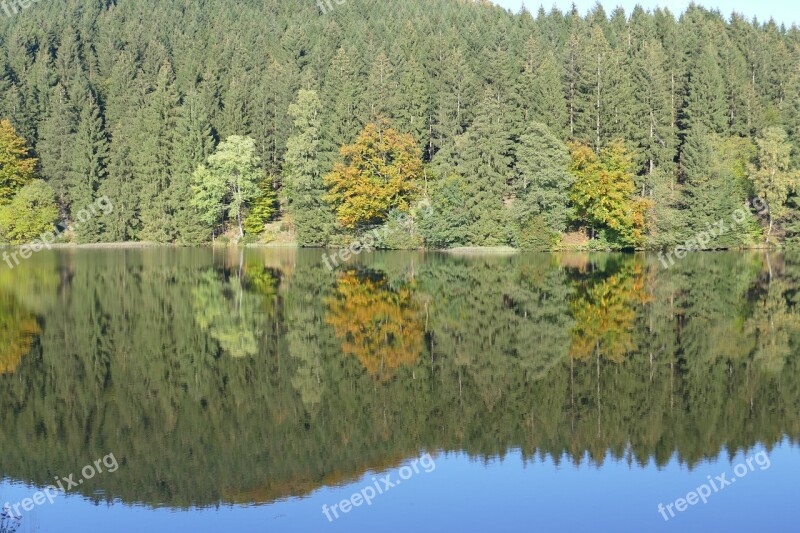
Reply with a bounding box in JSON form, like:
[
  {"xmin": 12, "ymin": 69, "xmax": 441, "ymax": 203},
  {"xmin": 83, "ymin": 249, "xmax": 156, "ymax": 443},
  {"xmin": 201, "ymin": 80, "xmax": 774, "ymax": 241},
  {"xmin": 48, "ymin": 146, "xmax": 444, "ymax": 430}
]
[
  {"xmin": 284, "ymin": 255, "xmax": 338, "ymax": 412},
  {"xmin": 192, "ymin": 264, "xmax": 278, "ymax": 358},
  {"xmin": 746, "ymin": 257, "xmax": 798, "ymax": 373}
]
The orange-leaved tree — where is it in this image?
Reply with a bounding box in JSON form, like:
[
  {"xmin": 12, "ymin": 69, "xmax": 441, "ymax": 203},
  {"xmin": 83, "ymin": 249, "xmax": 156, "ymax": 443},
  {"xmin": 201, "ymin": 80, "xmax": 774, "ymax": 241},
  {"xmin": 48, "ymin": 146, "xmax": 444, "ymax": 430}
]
[
  {"xmin": 324, "ymin": 120, "xmax": 423, "ymax": 229},
  {"xmin": 0, "ymin": 119, "xmax": 37, "ymax": 203}
]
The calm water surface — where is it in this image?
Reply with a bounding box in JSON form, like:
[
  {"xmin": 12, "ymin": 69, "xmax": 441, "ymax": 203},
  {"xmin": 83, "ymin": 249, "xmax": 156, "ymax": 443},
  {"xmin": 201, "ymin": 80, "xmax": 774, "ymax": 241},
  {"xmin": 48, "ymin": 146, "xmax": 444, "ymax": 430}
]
[{"xmin": 0, "ymin": 249, "xmax": 798, "ymax": 532}]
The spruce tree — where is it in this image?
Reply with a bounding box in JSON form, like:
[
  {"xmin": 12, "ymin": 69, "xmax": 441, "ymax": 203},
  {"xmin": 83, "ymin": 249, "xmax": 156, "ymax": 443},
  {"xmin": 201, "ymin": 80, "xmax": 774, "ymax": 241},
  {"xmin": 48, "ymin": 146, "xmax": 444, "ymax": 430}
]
[
  {"xmin": 69, "ymin": 92, "xmax": 109, "ymax": 243},
  {"xmin": 514, "ymin": 122, "xmax": 575, "ymax": 234},
  {"xmin": 283, "ymin": 89, "xmax": 334, "ymax": 246},
  {"xmin": 36, "ymin": 84, "xmax": 76, "ymax": 214},
  {"xmin": 453, "ymin": 87, "xmax": 515, "ymax": 245}
]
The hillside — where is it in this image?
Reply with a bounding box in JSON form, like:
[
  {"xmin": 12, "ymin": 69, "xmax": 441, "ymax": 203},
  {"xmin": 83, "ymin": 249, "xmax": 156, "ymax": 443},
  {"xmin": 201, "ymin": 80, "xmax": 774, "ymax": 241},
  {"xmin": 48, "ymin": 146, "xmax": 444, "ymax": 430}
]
[{"xmin": 0, "ymin": 0, "xmax": 798, "ymax": 249}]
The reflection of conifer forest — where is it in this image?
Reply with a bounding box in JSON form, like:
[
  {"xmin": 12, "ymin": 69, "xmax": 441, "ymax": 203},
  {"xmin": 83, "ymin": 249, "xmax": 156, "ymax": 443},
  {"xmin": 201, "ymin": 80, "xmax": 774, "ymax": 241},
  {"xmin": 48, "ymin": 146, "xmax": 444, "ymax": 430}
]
[{"xmin": 1, "ymin": 249, "xmax": 799, "ymax": 508}]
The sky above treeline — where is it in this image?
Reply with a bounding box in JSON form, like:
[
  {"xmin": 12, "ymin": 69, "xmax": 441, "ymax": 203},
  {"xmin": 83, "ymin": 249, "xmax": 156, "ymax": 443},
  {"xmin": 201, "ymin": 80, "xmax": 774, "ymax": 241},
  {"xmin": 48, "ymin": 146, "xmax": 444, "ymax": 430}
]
[{"xmin": 494, "ymin": 0, "xmax": 799, "ymax": 26}]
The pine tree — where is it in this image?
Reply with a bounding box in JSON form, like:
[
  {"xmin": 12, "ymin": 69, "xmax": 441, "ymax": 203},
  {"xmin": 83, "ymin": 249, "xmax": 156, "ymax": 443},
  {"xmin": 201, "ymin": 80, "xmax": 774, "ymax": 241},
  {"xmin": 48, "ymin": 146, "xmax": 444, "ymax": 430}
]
[
  {"xmin": 680, "ymin": 126, "xmax": 750, "ymax": 247},
  {"xmin": 283, "ymin": 89, "xmax": 335, "ymax": 246},
  {"xmin": 521, "ymin": 37, "xmax": 568, "ymax": 137},
  {"xmin": 170, "ymin": 89, "xmax": 215, "ymax": 243},
  {"xmin": 135, "ymin": 60, "xmax": 179, "ymax": 242},
  {"xmin": 69, "ymin": 92, "xmax": 109, "ymax": 243},
  {"xmin": 682, "ymin": 42, "xmax": 728, "ymax": 135},
  {"xmin": 394, "ymin": 56, "xmax": 430, "ymax": 153},
  {"xmin": 362, "ymin": 52, "xmax": 397, "ymax": 123},
  {"xmin": 431, "ymin": 47, "xmax": 474, "ymax": 166},
  {"xmin": 36, "ymin": 84, "xmax": 76, "ymax": 214},
  {"xmin": 320, "ymin": 48, "xmax": 362, "ymax": 168},
  {"xmin": 514, "ymin": 122, "xmax": 575, "ymax": 234},
  {"xmin": 630, "ymin": 40, "xmax": 676, "ymax": 179},
  {"xmin": 452, "ymin": 88, "xmax": 515, "ymax": 245}
]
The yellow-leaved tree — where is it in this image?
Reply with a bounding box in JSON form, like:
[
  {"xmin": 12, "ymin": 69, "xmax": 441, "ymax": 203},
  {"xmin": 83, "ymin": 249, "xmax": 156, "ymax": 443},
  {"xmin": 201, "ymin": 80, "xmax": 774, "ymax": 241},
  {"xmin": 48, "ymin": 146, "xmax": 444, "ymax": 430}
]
[
  {"xmin": 324, "ymin": 120, "xmax": 423, "ymax": 229},
  {"xmin": 0, "ymin": 119, "xmax": 37, "ymax": 203}
]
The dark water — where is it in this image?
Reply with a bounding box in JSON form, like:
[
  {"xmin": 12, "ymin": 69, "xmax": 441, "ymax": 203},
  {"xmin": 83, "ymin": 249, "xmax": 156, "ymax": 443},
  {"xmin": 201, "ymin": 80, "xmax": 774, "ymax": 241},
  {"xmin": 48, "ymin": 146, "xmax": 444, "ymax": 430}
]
[{"xmin": 0, "ymin": 248, "xmax": 798, "ymax": 532}]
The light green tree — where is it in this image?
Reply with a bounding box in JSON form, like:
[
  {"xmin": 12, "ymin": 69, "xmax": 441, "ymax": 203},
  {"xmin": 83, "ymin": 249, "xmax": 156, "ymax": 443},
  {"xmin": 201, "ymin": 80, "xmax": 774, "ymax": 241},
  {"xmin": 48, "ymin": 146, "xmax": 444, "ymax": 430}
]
[
  {"xmin": 749, "ymin": 127, "xmax": 800, "ymax": 243},
  {"xmin": 192, "ymin": 136, "xmax": 265, "ymax": 238},
  {"xmin": 0, "ymin": 180, "xmax": 59, "ymax": 244}
]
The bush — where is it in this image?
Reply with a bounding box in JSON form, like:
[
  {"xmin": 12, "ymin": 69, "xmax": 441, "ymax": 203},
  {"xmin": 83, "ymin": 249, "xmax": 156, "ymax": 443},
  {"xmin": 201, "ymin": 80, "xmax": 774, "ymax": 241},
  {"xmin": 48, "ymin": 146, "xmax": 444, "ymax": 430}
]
[
  {"xmin": 512, "ymin": 216, "xmax": 557, "ymax": 251},
  {"xmin": 0, "ymin": 180, "xmax": 59, "ymax": 244}
]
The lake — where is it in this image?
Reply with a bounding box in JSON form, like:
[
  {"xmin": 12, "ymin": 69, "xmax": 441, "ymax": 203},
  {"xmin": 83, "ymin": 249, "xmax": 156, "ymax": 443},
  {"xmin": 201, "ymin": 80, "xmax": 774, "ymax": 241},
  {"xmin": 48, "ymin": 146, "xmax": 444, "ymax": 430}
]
[{"xmin": 0, "ymin": 248, "xmax": 798, "ymax": 532}]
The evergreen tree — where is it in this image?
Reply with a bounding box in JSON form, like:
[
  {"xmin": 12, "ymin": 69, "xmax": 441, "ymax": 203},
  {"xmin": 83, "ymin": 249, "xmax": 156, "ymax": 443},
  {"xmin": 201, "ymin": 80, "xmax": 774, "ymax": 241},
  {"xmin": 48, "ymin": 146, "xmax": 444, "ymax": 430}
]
[
  {"xmin": 36, "ymin": 84, "xmax": 76, "ymax": 214},
  {"xmin": 283, "ymin": 90, "xmax": 334, "ymax": 246},
  {"xmin": 69, "ymin": 92, "xmax": 109, "ymax": 243},
  {"xmin": 514, "ymin": 122, "xmax": 575, "ymax": 234},
  {"xmin": 452, "ymin": 88, "xmax": 515, "ymax": 245},
  {"xmin": 170, "ymin": 89, "xmax": 215, "ymax": 243}
]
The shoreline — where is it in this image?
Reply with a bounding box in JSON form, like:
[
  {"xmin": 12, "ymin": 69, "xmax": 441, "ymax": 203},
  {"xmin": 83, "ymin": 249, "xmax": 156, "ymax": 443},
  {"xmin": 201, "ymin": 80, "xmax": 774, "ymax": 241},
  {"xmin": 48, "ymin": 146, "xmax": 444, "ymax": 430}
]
[{"xmin": 0, "ymin": 242, "xmax": 789, "ymax": 253}]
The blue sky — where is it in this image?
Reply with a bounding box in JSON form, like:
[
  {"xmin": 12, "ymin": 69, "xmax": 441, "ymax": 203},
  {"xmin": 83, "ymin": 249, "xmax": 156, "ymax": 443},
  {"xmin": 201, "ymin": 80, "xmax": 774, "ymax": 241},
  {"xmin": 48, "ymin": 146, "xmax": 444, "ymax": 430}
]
[{"xmin": 494, "ymin": 0, "xmax": 799, "ymax": 26}]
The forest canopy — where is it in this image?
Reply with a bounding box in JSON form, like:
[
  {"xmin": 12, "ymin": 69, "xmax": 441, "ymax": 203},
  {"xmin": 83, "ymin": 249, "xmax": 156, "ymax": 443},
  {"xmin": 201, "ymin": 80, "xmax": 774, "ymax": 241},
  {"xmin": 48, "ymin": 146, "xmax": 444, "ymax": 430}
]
[{"xmin": 0, "ymin": 0, "xmax": 799, "ymax": 249}]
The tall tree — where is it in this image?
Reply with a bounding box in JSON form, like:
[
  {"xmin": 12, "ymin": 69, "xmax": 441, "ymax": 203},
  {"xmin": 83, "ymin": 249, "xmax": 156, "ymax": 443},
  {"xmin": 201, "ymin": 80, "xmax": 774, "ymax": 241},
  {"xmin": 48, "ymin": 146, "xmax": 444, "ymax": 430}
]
[
  {"xmin": 69, "ymin": 92, "xmax": 109, "ymax": 242},
  {"xmin": 283, "ymin": 89, "xmax": 334, "ymax": 246}
]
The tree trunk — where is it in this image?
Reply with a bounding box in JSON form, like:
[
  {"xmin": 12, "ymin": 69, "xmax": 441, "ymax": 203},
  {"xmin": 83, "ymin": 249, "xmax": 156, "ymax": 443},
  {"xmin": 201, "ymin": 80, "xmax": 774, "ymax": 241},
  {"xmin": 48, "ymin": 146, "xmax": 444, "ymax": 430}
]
[{"xmin": 766, "ymin": 212, "xmax": 773, "ymax": 244}]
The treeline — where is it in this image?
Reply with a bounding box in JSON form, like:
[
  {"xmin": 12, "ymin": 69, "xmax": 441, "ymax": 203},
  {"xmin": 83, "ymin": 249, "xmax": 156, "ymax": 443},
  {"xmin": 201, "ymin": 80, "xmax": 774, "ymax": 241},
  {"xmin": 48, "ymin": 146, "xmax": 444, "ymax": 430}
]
[{"xmin": 0, "ymin": 0, "xmax": 800, "ymax": 247}]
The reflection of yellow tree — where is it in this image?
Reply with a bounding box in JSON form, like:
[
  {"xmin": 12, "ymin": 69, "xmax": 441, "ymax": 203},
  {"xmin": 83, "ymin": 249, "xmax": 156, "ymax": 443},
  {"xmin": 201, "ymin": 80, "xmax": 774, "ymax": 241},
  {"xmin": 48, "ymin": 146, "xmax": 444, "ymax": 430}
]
[
  {"xmin": 0, "ymin": 292, "xmax": 40, "ymax": 374},
  {"xmin": 325, "ymin": 271, "xmax": 423, "ymax": 381},
  {"xmin": 569, "ymin": 263, "xmax": 652, "ymax": 363}
]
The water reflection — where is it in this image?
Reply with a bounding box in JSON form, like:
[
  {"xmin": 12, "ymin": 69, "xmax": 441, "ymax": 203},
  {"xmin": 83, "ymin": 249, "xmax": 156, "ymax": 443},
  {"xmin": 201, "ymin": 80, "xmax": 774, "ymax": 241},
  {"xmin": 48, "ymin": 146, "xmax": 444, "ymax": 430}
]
[{"xmin": 0, "ymin": 249, "xmax": 798, "ymax": 511}]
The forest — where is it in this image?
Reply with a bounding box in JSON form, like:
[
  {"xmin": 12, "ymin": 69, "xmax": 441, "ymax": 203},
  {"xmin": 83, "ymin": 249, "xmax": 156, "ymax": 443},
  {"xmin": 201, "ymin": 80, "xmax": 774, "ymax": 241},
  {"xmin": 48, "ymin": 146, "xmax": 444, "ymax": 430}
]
[{"xmin": 0, "ymin": 0, "xmax": 799, "ymax": 249}]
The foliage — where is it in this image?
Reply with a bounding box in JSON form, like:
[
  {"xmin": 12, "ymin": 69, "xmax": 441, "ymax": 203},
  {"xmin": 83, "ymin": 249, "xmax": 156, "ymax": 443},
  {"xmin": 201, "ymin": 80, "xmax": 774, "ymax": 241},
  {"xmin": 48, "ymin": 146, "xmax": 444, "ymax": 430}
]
[
  {"xmin": 325, "ymin": 270, "xmax": 423, "ymax": 382},
  {"xmin": 569, "ymin": 142, "xmax": 649, "ymax": 247},
  {"xmin": 324, "ymin": 120, "xmax": 424, "ymax": 229},
  {"xmin": 568, "ymin": 260, "xmax": 653, "ymax": 363},
  {"xmin": 283, "ymin": 90, "xmax": 335, "ymax": 246},
  {"xmin": 1, "ymin": 249, "xmax": 800, "ymax": 507},
  {"xmin": 0, "ymin": 1, "xmax": 796, "ymax": 248},
  {"xmin": 0, "ymin": 119, "xmax": 36, "ymax": 204},
  {"xmin": 243, "ymin": 177, "xmax": 277, "ymax": 236},
  {"xmin": 0, "ymin": 291, "xmax": 40, "ymax": 375},
  {"xmin": 749, "ymin": 127, "xmax": 800, "ymax": 243},
  {"xmin": 0, "ymin": 180, "xmax": 59, "ymax": 244},
  {"xmin": 514, "ymin": 122, "xmax": 575, "ymax": 235},
  {"xmin": 192, "ymin": 136, "xmax": 265, "ymax": 238},
  {"xmin": 418, "ymin": 173, "xmax": 473, "ymax": 248}
]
